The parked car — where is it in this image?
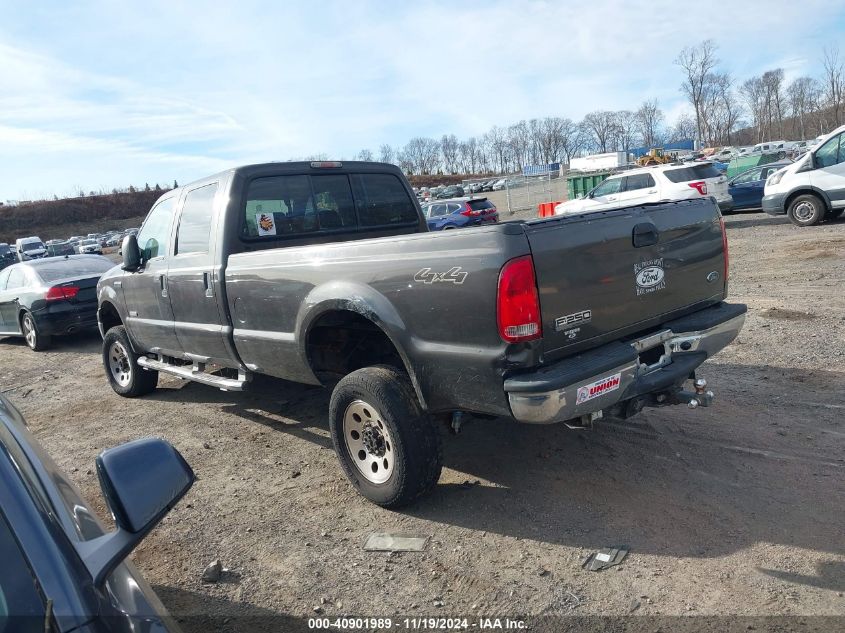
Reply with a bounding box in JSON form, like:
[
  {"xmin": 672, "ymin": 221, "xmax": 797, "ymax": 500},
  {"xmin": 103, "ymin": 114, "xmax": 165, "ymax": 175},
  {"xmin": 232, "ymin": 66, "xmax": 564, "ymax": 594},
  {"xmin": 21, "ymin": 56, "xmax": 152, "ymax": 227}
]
[
  {"xmin": 728, "ymin": 161, "xmax": 791, "ymax": 211},
  {"xmin": 556, "ymin": 163, "xmax": 733, "ymax": 215},
  {"xmin": 0, "ymin": 243, "xmax": 15, "ymax": 270},
  {"xmin": 15, "ymin": 236, "xmax": 46, "ymax": 261},
  {"xmin": 76, "ymin": 238, "xmax": 103, "ymax": 255},
  {"xmin": 435, "ymin": 185, "xmax": 464, "ymax": 199},
  {"xmin": 0, "ymin": 255, "xmax": 114, "ymax": 350},
  {"xmin": 763, "ymin": 123, "xmax": 845, "ymax": 226},
  {"xmin": 106, "ymin": 235, "xmax": 122, "ymax": 247},
  {"xmin": 491, "ymin": 178, "xmax": 507, "ymax": 190},
  {"xmin": 46, "ymin": 240, "xmax": 77, "ymax": 257},
  {"xmin": 0, "ymin": 393, "xmax": 192, "ymax": 632},
  {"xmin": 423, "ymin": 198, "xmax": 499, "ymax": 230},
  {"xmin": 96, "ymin": 160, "xmax": 744, "ymax": 508}
]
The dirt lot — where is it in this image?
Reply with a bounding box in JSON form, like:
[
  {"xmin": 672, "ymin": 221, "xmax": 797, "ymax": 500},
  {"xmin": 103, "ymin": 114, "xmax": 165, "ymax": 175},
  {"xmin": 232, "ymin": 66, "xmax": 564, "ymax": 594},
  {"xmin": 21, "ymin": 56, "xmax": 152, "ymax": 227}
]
[{"xmin": 1, "ymin": 211, "xmax": 844, "ymax": 631}]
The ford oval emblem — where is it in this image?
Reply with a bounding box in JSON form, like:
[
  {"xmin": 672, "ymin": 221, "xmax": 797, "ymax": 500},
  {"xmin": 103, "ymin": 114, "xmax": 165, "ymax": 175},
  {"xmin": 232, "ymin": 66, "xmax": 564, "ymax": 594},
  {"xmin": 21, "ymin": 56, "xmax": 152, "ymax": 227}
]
[
  {"xmin": 706, "ymin": 271, "xmax": 719, "ymax": 283},
  {"xmin": 635, "ymin": 265, "xmax": 665, "ymax": 289}
]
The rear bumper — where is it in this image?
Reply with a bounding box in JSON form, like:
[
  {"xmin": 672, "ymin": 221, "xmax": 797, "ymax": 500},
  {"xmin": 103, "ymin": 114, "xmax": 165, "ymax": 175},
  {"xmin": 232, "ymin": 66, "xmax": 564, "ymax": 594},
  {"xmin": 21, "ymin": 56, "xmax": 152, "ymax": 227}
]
[
  {"xmin": 505, "ymin": 302, "xmax": 746, "ymax": 424},
  {"xmin": 762, "ymin": 193, "xmax": 787, "ymax": 215},
  {"xmin": 34, "ymin": 304, "xmax": 99, "ymax": 336}
]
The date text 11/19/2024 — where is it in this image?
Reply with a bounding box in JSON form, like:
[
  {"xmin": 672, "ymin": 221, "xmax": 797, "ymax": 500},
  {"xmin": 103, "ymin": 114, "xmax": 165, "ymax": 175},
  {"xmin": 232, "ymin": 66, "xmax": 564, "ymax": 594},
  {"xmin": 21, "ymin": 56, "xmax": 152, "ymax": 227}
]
[{"xmin": 308, "ymin": 616, "xmax": 527, "ymax": 630}]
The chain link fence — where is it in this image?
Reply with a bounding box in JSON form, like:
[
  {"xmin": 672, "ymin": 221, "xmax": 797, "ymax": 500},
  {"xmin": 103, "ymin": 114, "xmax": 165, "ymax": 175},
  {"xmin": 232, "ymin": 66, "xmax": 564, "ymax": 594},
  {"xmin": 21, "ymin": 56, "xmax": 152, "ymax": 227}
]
[{"xmin": 461, "ymin": 171, "xmax": 569, "ymax": 220}]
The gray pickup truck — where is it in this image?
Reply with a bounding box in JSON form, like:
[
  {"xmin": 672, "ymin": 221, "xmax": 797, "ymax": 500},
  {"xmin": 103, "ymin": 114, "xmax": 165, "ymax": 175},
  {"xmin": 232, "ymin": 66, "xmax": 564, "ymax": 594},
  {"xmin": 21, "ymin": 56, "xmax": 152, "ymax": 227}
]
[{"xmin": 97, "ymin": 161, "xmax": 746, "ymax": 507}]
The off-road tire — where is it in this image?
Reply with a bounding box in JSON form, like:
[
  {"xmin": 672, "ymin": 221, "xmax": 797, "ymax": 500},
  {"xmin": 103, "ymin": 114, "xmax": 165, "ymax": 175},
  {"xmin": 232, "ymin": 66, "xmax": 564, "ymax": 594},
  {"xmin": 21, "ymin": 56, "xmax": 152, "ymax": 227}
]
[
  {"xmin": 20, "ymin": 311, "xmax": 51, "ymax": 351},
  {"xmin": 787, "ymin": 194, "xmax": 825, "ymax": 227},
  {"xmin": 329, "ymin": 365, "xmax": 442, "ymax": 508},
  {"xmin": 102, "ymin": 326, "xmax": 158, "ymax": 397}
]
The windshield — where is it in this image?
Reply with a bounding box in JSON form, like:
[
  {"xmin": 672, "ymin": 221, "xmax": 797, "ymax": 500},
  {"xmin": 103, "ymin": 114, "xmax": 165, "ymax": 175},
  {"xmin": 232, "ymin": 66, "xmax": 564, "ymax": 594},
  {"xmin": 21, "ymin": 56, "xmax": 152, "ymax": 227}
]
[{"xmin": 21, "ymin": 241, "xmax": 44, "ymax": 252}]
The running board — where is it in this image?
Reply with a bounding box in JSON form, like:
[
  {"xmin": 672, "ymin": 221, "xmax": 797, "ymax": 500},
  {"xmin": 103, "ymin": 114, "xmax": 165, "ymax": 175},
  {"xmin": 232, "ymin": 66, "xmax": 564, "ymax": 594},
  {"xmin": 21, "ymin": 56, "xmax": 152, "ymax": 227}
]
[{"xmin": 137, "ymin": 356, "xmax": 252, "ymax": 391}]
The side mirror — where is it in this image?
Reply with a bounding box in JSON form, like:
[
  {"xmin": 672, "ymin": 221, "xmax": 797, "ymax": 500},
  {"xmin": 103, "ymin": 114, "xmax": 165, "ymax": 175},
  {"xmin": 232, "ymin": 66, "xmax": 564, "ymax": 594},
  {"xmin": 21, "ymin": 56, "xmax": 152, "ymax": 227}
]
[
  {"xmin": 121, "ymin": 235, "xmax": 142, "ymax": 271},
  {"xmin": 76, "ymin": 438, "xmax": 194, "ymax": 586}
]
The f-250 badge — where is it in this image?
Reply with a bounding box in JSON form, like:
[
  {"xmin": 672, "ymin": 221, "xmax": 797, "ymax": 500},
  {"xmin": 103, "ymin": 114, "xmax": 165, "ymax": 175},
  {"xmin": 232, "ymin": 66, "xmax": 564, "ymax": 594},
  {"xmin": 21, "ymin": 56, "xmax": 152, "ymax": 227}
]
[{"xmin": 414, "ymin": 267, "xmax": 468, "ymax": 285}]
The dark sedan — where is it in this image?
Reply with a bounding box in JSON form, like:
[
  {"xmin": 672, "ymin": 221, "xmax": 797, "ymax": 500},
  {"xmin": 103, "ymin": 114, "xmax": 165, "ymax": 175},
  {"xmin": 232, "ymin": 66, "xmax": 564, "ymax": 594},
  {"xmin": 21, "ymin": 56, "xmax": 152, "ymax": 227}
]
[
  {"xmin": 728, "ymin": 161, "xmax": 791, "ymax": 211},
  {"xmin": 0, "ymin": 243, "xmax": 15, "ymax": 271},
  {"xmin": 0, "ymin": 255, "xmax": 114, "ymax": 350},
  {"xmin": 0, "ymin": 393, "xmax": 193, "ymax": 632}
]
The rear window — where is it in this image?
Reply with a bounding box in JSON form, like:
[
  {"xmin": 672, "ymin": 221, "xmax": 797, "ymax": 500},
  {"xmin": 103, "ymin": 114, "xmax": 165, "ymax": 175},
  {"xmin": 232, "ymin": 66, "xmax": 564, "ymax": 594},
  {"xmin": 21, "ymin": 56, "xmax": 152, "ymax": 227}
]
[
  {"xmin": 243, "ymin": 172, "xmax": 417, "ymax": 238},
  {"xmin": 468, "ymin": 199, "xmax": 495, "ymax": 211},
  {"xmin": 664, "ymin": 164, "xmax": 722, "ymax": 183},
  {"xmin": 32, "ymin": 257, "xmax": 113, "ymax": 283},
  {"xmin": 0, "ymin": 245, "xmax": 10, "ymax": 256}
]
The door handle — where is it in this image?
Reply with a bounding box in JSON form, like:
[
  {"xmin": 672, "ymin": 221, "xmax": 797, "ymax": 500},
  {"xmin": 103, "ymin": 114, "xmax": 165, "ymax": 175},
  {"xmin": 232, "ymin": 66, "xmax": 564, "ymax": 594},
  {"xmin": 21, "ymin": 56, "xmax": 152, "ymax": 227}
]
[
  {"xmin": 158, "ymin": 274, "xmax": 168, "ymax": 298},
  {"xmin": 203, "ymin": 272, "xmax": 214, "ymax": 298},
  {"xmin": 647, "ymin": 189, "xmax": 657, "ymax": 194}
]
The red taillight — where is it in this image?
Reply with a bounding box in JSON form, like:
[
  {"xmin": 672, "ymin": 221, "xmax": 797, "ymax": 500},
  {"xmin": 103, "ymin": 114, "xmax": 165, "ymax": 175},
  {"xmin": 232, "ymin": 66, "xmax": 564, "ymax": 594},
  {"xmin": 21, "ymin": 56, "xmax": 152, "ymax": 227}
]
[
  {"xmin": 497, "ymin": 256, "xmax": 541, "ymax": 343},
  {"xmin": 461, "ymin": 204, "xmax": 482, "ymax": 217},
  {"xmin": 688, "ymin": 180, "xmax": 708, "ymax": 195},
  {"xmin": 45, "ymin": 286, "xmax": 79, "ymax": 301},
  {"xmin": 719, "ymin": 216, "xmax": 729, "ymax": 288}
]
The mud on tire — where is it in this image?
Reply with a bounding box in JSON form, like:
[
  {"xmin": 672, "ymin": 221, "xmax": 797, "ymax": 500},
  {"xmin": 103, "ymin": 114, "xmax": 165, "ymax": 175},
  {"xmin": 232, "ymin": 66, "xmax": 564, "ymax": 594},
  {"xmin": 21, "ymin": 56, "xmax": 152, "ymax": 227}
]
[{"xmin": 329, "ymin": 365, "xmax": 442, "ymax": 508}]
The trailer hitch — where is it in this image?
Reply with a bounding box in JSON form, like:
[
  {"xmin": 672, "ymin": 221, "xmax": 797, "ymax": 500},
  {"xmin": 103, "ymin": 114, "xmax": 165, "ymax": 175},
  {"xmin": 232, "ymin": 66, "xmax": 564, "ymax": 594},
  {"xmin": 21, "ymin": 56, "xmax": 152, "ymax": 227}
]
[{"xmin": 674, "ymin": 377, "xmax": 715, "ymax": 409}]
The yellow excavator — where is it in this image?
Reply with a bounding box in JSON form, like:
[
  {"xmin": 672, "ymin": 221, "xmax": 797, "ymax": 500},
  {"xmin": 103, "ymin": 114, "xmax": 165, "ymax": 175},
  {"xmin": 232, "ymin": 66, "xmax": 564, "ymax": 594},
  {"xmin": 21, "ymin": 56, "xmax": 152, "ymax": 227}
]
[{"xmin": 636, "ymin": 148, "xmax": 678, "ymax": 167}]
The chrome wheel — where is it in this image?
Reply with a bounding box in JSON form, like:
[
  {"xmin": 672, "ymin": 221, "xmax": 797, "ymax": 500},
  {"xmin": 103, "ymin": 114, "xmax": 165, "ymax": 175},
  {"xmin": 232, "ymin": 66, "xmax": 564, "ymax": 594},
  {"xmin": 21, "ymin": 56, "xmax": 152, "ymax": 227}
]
[
  {"xmin": 108, "ymin": 341, "xmax": 132, "ymax": 387},
  {"xmin": 22, "ymin": 315, "xmax": 36, "ymax": 349},
  {"xmin": 343, "ymin": 399, "xmax": 395, "ymax": 484},
  {"xmin": 793, "ymin": 201, "xmax": 815, "ymax": 222}
]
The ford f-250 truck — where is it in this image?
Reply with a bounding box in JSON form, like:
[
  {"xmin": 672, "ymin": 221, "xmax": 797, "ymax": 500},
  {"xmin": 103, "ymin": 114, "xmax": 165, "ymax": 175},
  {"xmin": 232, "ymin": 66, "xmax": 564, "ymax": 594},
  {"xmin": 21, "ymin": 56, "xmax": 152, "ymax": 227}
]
[{"xmin": 97, "ymin": 161, "xmax": 746, "ymax": 507}]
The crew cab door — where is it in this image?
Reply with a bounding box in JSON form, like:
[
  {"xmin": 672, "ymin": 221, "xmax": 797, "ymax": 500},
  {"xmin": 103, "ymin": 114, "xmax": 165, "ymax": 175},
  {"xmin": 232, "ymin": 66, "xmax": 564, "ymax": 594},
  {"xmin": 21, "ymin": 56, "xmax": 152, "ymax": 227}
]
[
  {"xmin": 122, "ymin": 196, "xmax": 182, "ymax": 355},
  {"xmin": 617, "ymin": 173, "xmax": 658, "ymax": 206},
  {"xmin": 166, "ymin": 181, "xmax": 236, "ymax": 366}
]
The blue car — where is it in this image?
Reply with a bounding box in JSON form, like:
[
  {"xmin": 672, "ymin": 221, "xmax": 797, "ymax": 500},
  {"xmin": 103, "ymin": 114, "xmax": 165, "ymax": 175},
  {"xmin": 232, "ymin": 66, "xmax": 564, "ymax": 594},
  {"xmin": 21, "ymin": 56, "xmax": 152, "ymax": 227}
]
[
  {"xmin": 728, "ymin": 161, "xmax": 791, "ymax": 211},
  {"xmin": 423, "ymin": 198, "xmax": 499, "ymax": 230}
]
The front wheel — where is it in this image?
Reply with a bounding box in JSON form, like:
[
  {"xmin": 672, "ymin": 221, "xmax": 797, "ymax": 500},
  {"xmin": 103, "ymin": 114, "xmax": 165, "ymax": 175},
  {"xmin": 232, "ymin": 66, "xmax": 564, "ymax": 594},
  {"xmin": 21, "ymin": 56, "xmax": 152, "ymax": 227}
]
[
  {"xmin": 329, "ymin": 365, "xmax": 442, "ymax": 508},
  {"xmin": 102, "ymin": 326, "xmax": 158, "ymax": 397},
  {"xmin": 787, "ymin": 194, "xmax": 825, "ymax": 227},
  {"xmin": 21, "ymin": 311, "xmax": 51, "ymax": 351}
]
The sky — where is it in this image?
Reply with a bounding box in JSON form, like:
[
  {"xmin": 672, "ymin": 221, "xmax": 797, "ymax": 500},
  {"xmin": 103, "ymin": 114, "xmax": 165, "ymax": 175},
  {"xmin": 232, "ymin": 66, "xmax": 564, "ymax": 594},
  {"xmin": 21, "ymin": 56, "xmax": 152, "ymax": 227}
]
[{"xmin": 1, "ymin": 0, "xmax": 844, "ymax": 201}]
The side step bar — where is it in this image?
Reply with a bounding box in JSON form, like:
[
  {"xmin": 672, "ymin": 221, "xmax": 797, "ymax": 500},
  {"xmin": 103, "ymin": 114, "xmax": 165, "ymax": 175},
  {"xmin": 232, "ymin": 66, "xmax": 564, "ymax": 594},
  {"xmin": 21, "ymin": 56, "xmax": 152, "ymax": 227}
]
[{"xmin": 137, "ymin": 356, "xmax": 252, "ymax": 391}]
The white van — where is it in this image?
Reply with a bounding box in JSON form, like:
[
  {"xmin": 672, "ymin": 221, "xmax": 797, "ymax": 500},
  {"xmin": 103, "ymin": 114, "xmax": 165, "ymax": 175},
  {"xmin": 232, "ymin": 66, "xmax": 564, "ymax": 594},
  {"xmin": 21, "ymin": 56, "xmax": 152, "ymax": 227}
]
[
  {"xmin": 762, "ymin": 124, "xmax": 845, "ymax": 226},
  {"xmin": 15, "ymin": 236, "xmax": 46, "ymax": 261},
  {"xmin": 751, "ymin": 140, "xmax": 788, "ymax": 156}
]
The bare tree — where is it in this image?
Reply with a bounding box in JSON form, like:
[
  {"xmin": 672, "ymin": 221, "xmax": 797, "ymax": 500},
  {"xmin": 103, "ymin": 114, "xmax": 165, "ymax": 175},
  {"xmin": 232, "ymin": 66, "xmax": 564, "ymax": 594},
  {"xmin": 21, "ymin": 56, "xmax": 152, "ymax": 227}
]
[
  {"xmin": 667, "ymin": 114, "xmax": 697, "ymax": 142},
  {"xmin": 787, "ymin": 77, "xmax": 820, "ymax": 140},
  {"xmin": 761, "ymin": 69, "xmax": 786, "ymax": 139},
  {"xmin": 402, "ymin": 137, "xmax": 440, "ymax": 174},
  {"xmin": 356, "ymin": 148, "xmax": 374, "ymax": 161},
  {"xmin": 740, "ymin": 76, "xmax": 767, "ymax": 142},
  {"xmin": 583, "ymin": 111, "xmax": 618, "ymax": 153},
  {"xmin": 484, "ymin": 126, "xmax": 509, "ymax": 173},
  {"xmin": 378, "ymin": 144, "xmax": 395, "ymax": 164},
  {"xmin": 440, "ymin": 134, "xmax": 459, "ymax": 173},
  {"xmin": 636, "ymin": 99, "xmax": 664, "ymax": 148},
  {"xmin": 822, "ymin": 47, "xmax": 845, "ymax": 127},
  {"xmin": 675, "ymin": 40, "xmax": 719, "ymax": 145},
  {"xmin": 613, "ymin": 110, "xmax": 639, "ymax": 152}
]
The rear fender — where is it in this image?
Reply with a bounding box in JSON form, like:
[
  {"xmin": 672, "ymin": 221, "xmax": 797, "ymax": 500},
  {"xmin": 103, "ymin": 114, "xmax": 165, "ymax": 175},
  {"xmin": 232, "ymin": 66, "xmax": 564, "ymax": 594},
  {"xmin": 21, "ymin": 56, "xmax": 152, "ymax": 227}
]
[{"xmin": 297, "ymin": 281, "xmax": 426, "ymax": 409}]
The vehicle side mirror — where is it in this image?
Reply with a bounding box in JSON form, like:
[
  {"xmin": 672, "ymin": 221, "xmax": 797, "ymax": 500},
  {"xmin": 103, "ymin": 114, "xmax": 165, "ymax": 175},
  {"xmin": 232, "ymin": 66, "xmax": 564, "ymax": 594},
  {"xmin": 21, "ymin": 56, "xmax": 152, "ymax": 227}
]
[
  {"xmin": 76, "ymin": 438, "xmax": 194, "ymax": 586},
  {"xmin": 121, "ymin": 235, "xmax": 142, "ymax": 271}
]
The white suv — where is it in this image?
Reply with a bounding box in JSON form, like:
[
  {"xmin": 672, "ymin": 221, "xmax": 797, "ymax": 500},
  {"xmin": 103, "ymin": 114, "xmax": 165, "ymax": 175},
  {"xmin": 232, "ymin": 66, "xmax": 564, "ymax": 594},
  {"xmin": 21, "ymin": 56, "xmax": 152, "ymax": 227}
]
[
  {"xmin": 556, "ymin": 163, "xmax": 733, "ymax": 215},
  {"xmin": 762, "ymin": 124, "xmax": 845, "ymax": 226}
]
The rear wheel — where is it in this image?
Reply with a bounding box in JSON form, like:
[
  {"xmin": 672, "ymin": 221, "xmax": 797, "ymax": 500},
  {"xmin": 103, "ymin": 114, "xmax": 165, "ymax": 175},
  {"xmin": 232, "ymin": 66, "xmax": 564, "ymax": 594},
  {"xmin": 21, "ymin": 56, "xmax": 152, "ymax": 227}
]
[
  {"xmin": 20, "ymin": 311, "xmax": 50, "ymax": 351},
  {"xmin": 329, "ymin": 365, "xmax": 442, "ymax": 507},
  {"xmin": 787, "ymin": 194, "xmax": 825, "ymax": 227},
  {"xmin": 103, "ymin": 326, "xmax": 158, "ymax": 397}
]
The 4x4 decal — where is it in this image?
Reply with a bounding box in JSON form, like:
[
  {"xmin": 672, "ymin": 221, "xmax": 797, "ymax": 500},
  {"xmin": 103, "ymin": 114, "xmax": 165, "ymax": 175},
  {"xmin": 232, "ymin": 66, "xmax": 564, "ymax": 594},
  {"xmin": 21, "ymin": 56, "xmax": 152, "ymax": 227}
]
[{"xmin": 414, "ymin": 267, "xmax": 468, "ymax": 285}]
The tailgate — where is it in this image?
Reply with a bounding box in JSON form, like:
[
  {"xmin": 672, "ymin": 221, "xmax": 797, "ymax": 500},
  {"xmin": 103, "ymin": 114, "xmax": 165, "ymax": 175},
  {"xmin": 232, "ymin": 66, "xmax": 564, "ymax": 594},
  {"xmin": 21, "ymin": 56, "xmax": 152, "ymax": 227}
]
[{"xmin": 525, "ymin": 198, "xmax": 726, "ymax": 359}]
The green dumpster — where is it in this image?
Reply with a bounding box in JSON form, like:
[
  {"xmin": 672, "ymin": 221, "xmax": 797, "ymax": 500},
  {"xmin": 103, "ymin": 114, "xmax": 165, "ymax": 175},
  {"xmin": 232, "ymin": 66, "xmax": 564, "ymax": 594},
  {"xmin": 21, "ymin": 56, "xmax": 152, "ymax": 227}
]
[
  {"xmin": 727, "ymin": 153, "xmax": 783, "ymax": 179},
  {"xmin": 566, "ymin": 171, "xmax": 612, "ymax": 200}
]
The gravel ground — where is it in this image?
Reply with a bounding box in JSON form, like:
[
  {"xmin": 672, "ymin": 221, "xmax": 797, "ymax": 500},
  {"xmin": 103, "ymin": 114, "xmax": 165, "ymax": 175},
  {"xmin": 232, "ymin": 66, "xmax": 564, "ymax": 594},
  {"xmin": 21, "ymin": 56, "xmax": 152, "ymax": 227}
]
[{"xmin": 1, "ymin": 211, "xmax": 843, "ymax": 631}]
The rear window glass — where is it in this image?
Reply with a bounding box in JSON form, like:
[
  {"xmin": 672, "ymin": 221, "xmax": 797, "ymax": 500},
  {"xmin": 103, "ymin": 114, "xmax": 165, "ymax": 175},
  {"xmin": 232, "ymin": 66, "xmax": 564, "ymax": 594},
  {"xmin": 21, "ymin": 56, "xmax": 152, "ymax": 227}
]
[
  {"xmin": 32, "ymin": 257, "xmax": 113, "ymax": 283},
  {"xmin": 0, "ymin": 245, "xmax": 10, "ymax": 256},
  {"xmin": 468, "ymin": 199, "xmax": 495, "ymax": 211},
  {"xmin": 425, "ymin": 204, "xmax": 448, "ymax": 218},
  {"xmin": 664, "ymin": 164, "xmax": 722, "ymax": 183},
  {"xmin": 177, "ymin": 183, "xmax": 218, "ymax": 254},
  {"xmin": 244, "ymin": 174, "xmax": 358, "ymax": 238},
  {"xmin": 350, "ymin": 174, "xmax": 418, "ymax": 227}
]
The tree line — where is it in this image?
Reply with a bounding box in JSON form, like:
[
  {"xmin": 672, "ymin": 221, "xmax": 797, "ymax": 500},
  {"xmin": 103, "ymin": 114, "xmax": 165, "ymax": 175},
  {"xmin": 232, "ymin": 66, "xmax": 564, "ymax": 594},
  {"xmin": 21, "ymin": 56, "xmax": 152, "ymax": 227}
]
[{"xmin": 354, "ymin": 41, "xmax": 844, "ymax": 176}]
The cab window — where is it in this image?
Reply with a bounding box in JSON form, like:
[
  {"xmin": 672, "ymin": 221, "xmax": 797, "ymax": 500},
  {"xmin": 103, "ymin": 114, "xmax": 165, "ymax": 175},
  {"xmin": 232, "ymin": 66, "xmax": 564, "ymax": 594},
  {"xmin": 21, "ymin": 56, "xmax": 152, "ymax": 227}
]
[
  {"xmin": 176, "ymin": 183, "xmax": 218, "ymax": 255},
  {"xmin": 591, "ymin": 177, "xmax": 623, "ymax": 197},
  {"xmin": 137, "ymin": 198, "xmax": 176, "ymax": 260},
  {"xmin": 815, "ymin": 134, "xmax": 844, "ymax": 168}
]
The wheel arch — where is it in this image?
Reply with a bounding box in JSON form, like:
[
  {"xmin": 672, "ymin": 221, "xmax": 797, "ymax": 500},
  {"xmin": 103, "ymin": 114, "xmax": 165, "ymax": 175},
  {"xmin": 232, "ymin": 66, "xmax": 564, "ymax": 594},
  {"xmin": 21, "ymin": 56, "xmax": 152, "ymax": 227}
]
[{"xmin": 784, "ymin": 186, "xmax": 831, "ymax": 213}]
